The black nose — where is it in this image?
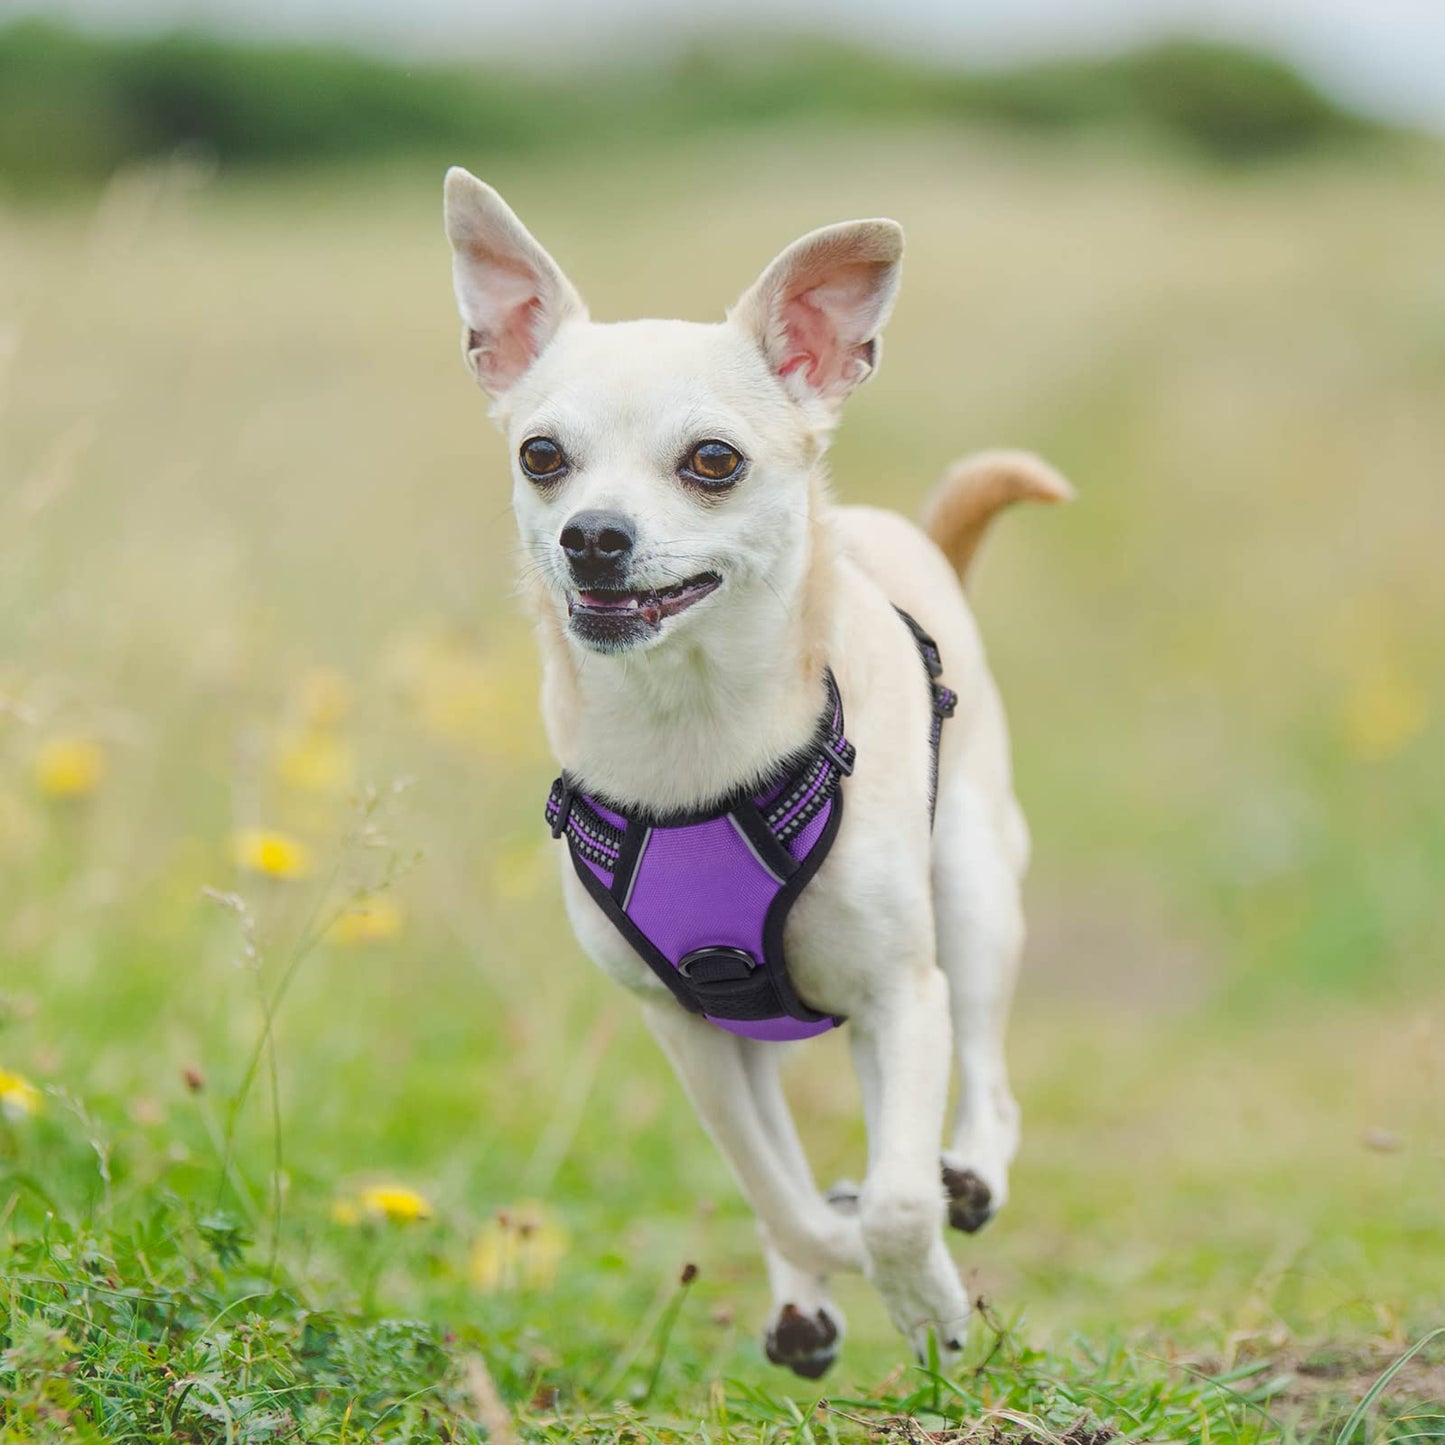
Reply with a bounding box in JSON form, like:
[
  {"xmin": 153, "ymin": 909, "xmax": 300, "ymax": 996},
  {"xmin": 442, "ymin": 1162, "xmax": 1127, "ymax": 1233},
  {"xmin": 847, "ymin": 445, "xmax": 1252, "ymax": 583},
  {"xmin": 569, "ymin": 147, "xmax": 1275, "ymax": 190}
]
[{"xmin": 560, "ymin": 509, "xmax": 635, "ymax": 585}]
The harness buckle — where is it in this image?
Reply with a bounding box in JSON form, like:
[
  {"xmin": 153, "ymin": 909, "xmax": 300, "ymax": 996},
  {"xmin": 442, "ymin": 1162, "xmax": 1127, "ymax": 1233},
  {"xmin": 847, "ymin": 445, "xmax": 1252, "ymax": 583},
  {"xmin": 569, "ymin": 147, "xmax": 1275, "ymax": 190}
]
[{"xmin": 549, "ymin": 779, "xmax": 575, "ymax": 839}]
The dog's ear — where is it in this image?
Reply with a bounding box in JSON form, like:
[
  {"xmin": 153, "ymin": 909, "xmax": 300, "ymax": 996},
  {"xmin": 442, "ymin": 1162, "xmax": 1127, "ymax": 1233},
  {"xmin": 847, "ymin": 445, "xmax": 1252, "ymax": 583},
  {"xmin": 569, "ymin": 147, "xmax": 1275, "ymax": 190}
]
[
  {"xmin": 730, "ymin": 219, "xmax": 903, "ymax": 409},
  {"xmin": 444, "ymin": 168, "xmax": 586, "ymax": 395}
]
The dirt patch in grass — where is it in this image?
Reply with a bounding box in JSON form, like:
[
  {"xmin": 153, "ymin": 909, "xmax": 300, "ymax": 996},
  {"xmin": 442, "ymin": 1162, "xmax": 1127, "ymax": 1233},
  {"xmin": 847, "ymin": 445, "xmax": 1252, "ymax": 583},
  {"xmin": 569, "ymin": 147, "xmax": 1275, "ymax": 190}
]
[
  {"xmin": 1279, "ymin": 1342, "xmax": 1445, "ymax": 1407},
  {"xmin": 873, "ymin": 1418, "xmax": 1117, "ymax": 1445},
  {"xmin": 1185, "ymin": 1341, "xmax": 1445, "ymax": 1438}
]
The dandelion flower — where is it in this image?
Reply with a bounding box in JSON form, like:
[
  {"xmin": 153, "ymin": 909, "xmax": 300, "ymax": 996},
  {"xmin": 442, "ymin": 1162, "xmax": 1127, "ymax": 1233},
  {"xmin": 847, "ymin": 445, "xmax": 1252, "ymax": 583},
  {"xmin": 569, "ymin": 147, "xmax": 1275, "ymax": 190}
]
[
  {"xmin": 388, "ymin": 633, "xmax": 543, "ymax": 761},
  {"xmin": 34, "ymin": 739, "xmax": 104, "ymax": 799},
  {"xmin": 357, "ymin": 1183, "xmax": 434, "ymax": 1223},
  {"xmin": 325, "ymin": 896, "xmax": 404, "ymax": 946},
  {"xmin": 471, "ymin": 1203, "xmax": 568, "ymax": 1291},
  {"xmin": 1342, "ymin": 661, "xmax": 1427, "ymax": 762},
  {"xmin": 276, "ymin": 731, "xmax": 355, "ymax": 794},
  {"xmin": 231, "ymin": 828, "xmax": 313, "ymax": 880},
  {"xmin": 0, "ymin": 1069, "xmax": 42, "ymax": 1121}
]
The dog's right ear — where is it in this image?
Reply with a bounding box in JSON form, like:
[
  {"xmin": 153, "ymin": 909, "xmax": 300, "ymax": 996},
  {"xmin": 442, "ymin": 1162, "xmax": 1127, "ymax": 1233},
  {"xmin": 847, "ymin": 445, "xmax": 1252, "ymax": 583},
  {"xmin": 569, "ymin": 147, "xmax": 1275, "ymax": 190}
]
[{"xmin": 443, "ymin": 168, "xmax": 586, "ymax": 395}]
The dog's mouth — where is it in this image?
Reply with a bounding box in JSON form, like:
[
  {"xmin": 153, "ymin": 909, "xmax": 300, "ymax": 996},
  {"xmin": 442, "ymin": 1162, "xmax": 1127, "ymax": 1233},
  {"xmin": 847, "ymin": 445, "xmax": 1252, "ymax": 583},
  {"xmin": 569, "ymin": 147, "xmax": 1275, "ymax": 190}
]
[{"xmin": 565, "ymin": 572, "xmax": 721, "ymax": 650}]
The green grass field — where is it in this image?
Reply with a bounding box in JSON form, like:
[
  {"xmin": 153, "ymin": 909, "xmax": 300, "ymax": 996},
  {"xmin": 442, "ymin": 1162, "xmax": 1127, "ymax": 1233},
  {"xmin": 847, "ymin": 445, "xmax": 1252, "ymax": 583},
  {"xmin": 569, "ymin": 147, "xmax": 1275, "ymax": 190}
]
[{"xmin": 2, "ymin": 129, "xmax": 1443, "ymax": 1442}]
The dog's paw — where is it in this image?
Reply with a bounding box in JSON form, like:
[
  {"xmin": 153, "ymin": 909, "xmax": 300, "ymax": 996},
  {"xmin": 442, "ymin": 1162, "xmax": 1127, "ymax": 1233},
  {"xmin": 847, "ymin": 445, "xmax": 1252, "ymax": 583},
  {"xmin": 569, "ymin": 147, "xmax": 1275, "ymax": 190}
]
[
  {"xmin": 941, "ymin": 1162, "xmax": 994, "ymax": 1234},
  {"xmin": 867, "ymin": 1236, "xmax": 971, "ymax": 1370},
  {"xmin": 763, "ymin": 1302, "xmax": 842, "ymax": 1379},
  {"xmin": 910, "ymin": 1322, "xmax": 967, "ymax": 1370}
]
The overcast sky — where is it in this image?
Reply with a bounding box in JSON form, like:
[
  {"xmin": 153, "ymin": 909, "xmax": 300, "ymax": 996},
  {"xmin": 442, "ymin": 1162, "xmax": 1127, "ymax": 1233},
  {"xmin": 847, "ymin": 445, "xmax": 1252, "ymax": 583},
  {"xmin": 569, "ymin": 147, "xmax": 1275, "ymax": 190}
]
[{"xmin": 24, "ymin": 0, "xmax": 1445, "ymax": 132}]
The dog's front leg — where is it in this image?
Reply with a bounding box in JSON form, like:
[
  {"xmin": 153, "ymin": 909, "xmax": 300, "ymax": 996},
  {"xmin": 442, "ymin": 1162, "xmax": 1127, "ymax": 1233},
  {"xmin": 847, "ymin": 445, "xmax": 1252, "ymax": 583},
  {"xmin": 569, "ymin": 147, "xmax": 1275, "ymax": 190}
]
[
  {"xmin": 641, "ymin": 1000, "xmax": 866, "ymax": 1283},
  {"xmin": 738, "ymin": 1039, "xmax": 848, "ymax": 1377},
  {"xmin": 852, "ymin": 963, "xmax": 972, "ymax": 1363}
]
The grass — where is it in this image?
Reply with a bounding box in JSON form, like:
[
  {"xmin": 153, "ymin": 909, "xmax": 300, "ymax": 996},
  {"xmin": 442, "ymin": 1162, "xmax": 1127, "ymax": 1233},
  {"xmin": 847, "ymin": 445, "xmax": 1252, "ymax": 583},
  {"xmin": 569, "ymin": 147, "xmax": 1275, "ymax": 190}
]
[{"xmin": 1, "ymin": 127, "xmax": 1443, "ymax": 1441}]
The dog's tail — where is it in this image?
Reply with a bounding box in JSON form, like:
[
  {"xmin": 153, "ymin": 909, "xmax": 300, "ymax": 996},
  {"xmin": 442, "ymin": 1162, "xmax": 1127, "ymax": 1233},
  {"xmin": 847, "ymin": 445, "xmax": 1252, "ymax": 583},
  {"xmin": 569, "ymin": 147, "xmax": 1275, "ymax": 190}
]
[{"xmin": 922, "ymin": 450, "xmax": 1074, "ymax": 582}]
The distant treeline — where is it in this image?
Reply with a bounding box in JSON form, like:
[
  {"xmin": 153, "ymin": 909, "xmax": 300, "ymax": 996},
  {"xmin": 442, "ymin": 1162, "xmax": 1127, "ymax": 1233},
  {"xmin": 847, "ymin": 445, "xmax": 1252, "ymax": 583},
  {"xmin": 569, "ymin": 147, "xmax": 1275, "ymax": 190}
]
[{"xmin": 0, "ymin": 20, "xmax": 1392, "ymax": 191}]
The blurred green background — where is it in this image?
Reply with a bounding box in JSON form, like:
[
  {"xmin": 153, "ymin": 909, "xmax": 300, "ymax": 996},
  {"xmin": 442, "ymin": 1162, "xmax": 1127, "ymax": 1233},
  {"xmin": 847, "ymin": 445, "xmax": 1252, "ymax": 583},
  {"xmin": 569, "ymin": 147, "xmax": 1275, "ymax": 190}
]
[{"xmin": 1, "ymin": 9, "xmax": 1443, "ymax": 1441}]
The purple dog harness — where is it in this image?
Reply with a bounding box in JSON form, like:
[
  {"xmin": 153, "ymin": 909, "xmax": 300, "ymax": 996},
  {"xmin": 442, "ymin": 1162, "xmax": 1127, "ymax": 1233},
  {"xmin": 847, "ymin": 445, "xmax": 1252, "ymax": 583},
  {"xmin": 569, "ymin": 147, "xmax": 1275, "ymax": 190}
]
[{"xmin": 545, "ymin": 609, "xmax": 956, "ymax": 1041}]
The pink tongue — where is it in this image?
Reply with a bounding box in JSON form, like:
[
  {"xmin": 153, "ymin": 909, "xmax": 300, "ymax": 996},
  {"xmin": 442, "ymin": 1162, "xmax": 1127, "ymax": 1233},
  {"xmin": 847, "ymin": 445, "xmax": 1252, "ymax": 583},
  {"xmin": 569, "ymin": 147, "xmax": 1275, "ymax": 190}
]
[{"xmin": 578, "ymin": 591, "xmax": 664, "ymax": 625}]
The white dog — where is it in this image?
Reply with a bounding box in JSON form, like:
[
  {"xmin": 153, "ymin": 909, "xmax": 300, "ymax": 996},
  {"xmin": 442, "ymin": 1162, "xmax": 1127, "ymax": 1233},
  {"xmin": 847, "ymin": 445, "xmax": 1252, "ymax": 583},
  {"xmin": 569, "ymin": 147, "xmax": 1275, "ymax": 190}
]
[{"xmin": 443, "ymin": 168, "xmax": 1070, "ymax": 1376}]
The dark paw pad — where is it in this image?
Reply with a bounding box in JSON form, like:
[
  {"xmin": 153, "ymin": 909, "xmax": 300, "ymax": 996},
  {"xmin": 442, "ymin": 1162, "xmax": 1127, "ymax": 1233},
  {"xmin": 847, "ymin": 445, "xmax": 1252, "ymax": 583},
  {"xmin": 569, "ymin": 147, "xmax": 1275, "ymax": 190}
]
[
  {"xmin": 765, "ymin": 1303, "xmax": 839, "ymax": 1379},
  {"xmin": 942, "ymin": 1165, "xmax": 993, "ymax": 1233},
  {"xmin": 912, "ymin": 1333, "xmax": 965, "ymax": 1367}
]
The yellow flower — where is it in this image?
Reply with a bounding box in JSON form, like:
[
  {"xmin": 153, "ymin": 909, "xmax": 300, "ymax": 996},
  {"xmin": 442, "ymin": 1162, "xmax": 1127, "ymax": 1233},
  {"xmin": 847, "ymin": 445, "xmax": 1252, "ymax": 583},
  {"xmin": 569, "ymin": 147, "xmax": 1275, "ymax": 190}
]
[
  {"xmin": 1342, "ymin": 661, "xmax": 1427, "ymax": 762},
  {"xmin": 231, "ymin": 828, "xmax": 313, "ymax": 880},
  {"xmin": 357, "ymin": 1183, "xmax": 433, "ymax": 1223},
  {"xmin": 325, "ymin": 896, "xmax": 404, "ymax": 946},
  {"xmin": 387, "ymin": 632, "xmax": 544, "ymax": 762},
  {"xmin": 488, "ymin": 841, "xmax": 552, "ymax": 902},
  {"xmin": 34, "ymin": 739, "xmax": 104, "ymax": 799},
  {"xmin": 296, "ymin": 668, "xmax": 353, "ymax": 729},
  {"xmin": 275, "ymin": 730, "xmax": 355, "ymax": 793},
  {"xmin": 470, "ymin": 1203, "xmax": 568, "ymax": 1292},
  {"xmin": 0, "ymin": 1069, "xmax": 42, "ymax": 1121}
]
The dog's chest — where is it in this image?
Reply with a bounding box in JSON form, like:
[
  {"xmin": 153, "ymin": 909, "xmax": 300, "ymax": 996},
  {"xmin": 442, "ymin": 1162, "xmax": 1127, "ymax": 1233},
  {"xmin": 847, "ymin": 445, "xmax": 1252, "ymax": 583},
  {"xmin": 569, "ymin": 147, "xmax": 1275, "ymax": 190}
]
[{"xmin": 557, "ymin": 807, "xmax": 927, "ymax": 1022}]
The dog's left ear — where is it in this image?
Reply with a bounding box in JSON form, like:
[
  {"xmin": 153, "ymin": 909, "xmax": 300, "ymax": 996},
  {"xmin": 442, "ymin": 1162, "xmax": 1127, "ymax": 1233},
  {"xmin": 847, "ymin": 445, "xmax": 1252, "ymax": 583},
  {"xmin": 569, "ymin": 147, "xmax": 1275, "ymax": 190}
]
[
  {"xmin": 730, "ymin": 219, "xmax": 903, "ymax": 410},
  {"xmin": 444, "ymin": 167, "xmax": 587, "ymax": 395}
]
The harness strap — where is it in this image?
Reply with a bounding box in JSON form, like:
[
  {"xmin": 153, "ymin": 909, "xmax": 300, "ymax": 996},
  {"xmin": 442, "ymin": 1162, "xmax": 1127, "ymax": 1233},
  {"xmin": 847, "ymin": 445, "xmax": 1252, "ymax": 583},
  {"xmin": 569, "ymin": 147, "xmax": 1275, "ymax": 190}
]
[
  {"xmin": 543, "ymin": 621, "xmax": 954, "ymax": 1040},
  {"xmin": 546, "ymin": 671, "xmax": 856, "ymax": 860},
  {"xmin": 893, "ymin": 607, "xmax": 957, "ymax": 821}
]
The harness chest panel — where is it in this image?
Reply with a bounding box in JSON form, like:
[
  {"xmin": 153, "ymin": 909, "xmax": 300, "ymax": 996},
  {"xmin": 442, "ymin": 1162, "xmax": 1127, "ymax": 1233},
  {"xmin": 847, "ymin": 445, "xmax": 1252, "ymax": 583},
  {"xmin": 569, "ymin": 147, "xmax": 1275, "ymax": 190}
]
[{"xmin": 544, "ymin": 609, "xmax": 955, "ymax": 1042}]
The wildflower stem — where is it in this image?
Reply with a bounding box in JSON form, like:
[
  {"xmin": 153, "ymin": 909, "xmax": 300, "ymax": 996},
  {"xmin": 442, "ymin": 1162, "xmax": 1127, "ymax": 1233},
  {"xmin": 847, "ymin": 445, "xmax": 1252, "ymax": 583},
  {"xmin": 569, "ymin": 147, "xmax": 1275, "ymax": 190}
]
[
  {"xmin": 639, "ymin": 1267, "xmax": 697, "ymax": 1404},
  {"xmin": 214, "ymin": 860, "xmax": 342, "ymax": 1213}
]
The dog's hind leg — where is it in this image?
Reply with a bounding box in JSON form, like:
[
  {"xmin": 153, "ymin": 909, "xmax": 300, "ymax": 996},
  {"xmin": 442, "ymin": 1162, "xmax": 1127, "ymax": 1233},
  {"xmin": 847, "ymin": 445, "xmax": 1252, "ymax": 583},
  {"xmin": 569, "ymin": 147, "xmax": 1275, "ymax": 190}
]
[
  {"xmin": 931, "ymin": 774, "xmax": 1026, "ymax": 1234},
  {"xmin": 738, "ymin": 1040, "xmax": 847, "ymax": 1377}
]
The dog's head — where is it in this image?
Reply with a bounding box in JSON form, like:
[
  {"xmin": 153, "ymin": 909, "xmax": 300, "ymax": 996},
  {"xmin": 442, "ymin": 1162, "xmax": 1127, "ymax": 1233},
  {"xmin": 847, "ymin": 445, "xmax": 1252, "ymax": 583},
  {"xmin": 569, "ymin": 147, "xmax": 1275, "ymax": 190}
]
[{"xmin": 443, "ymin": 169, "xmax": 902, "ymax": 657}]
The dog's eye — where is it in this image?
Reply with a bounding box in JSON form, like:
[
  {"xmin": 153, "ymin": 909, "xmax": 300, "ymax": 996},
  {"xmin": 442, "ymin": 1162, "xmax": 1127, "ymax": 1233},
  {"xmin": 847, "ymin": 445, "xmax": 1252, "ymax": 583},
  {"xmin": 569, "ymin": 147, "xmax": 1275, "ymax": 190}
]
[
  {"xmin": 520, "ymin": 436, "xmax": 567, "ymax": 480},
  {"xmin": 683, "ymin": 441, "xmax": 744, "ymax": 488}
]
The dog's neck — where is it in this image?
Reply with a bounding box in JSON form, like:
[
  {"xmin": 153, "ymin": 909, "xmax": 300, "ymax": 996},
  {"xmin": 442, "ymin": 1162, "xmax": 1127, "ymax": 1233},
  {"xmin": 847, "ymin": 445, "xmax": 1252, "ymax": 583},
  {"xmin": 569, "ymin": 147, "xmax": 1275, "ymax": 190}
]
[{"xmin": 535, "ymin": 491, "xmax": 836, "ymax": 814}]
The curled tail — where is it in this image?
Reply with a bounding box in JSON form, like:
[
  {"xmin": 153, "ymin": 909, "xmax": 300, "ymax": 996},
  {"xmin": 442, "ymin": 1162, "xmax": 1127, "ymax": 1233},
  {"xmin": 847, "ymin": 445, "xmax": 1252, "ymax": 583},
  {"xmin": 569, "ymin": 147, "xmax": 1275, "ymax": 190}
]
[{"xmin": 922, "ymin": 449, "xmax": 1074, "ymax": 581}]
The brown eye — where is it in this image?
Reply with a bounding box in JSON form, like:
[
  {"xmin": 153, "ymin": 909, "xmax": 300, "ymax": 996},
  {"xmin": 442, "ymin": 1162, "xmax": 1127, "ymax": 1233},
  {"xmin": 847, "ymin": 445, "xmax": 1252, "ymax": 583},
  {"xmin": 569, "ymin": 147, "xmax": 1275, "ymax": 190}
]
[
  {"xmin": 520, "ymin": 436, "xmax": 566, "ymax": 480},
  {"xmin": 684, "ymin": 440, "xmax": 744, "ymax": 487}
]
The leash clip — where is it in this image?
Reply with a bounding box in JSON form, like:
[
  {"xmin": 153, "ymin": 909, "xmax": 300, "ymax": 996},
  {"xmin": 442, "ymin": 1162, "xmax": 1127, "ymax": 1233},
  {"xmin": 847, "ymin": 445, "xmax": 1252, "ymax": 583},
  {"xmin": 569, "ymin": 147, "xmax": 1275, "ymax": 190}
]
[{"xmin": 678, "ymin": 947, "xmax": 757, "ymax": 982}]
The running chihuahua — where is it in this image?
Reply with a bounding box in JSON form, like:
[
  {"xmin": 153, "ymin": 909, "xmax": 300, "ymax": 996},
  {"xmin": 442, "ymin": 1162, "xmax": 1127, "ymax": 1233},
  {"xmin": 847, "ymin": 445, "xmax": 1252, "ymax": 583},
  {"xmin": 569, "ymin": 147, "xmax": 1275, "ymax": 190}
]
[{"xmin": 443, "ymin": 168, "xmax": 1070, "ymax": 1376}]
